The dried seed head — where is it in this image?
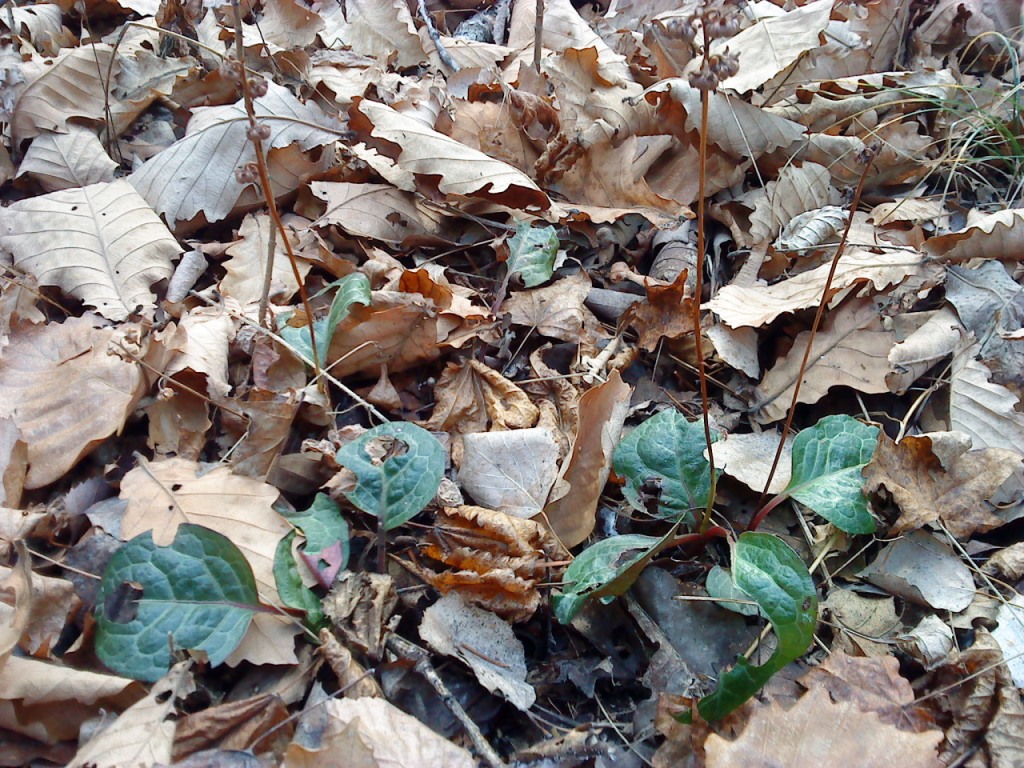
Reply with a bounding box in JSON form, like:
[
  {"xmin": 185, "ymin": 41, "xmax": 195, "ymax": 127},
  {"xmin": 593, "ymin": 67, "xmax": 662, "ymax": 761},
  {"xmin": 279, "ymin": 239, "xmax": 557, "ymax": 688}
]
[
  {"xmin": 247, "ymin": 75, "xmax": 269, "ymax": 98},
  {"xmin": 709, "ymin": 50, "xmax": 740, "ymax": 80},
  {"xmin": 235, "ymin": 162, "xmax": 260, "ymax": 185},
  {"xmin": 663, "ymin": 16, "xmax": 698, "ymax": 43},
  {"xmin": 688, "ymin": 64, "xmax": 719, "ymax": 92},
  {"xmin": 704, "ymin": 8, "xmax": 742, "ymax": 39},
  {"xmin": 218, "ymin": 57, "xmax": 244, "ymax": 82},
  {"xmin": 246, "ymin": 122, "xmax": 272, "ymax": 142}
]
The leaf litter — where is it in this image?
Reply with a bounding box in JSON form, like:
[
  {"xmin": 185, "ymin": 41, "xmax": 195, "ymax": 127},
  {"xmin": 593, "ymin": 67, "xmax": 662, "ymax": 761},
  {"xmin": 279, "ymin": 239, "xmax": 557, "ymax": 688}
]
[{"xmin": 1, "ymin": 0, "xmax": 1024, "ymax": 765}]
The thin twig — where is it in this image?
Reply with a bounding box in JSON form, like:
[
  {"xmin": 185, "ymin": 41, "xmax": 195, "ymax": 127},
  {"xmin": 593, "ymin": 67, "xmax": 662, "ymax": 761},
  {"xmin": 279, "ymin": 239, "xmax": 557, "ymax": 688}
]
[
  {"xmin": 533, "ymin": 0, "xmax": 544, "ymax": 73},
  {"xmin": 418, "ymin": 0, "xmax": 460, "ymax": 72}
]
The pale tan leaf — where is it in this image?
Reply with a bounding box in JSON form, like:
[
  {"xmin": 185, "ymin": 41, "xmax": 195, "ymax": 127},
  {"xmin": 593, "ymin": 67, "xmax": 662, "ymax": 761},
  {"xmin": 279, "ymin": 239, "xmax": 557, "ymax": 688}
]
[
  {"xmin": 68, "ymin": 662, "xmax": 193, "ymax": 768},
  {"xmin": 0, "ymin": 559, "xmax": 76, "ymax": 658},
  {"xmin": 503, "ymin": 271, "xmax": 595, "ymax": 342},
  {"xmin": 0, "ymin": 318, "xmax": 144, "ymax": 488},
  {"xmin": 257, "ymin": 0, "xmax": 324, "ymax": 49},
  {"xmin": 0, "ymin": 179, "xmax": 181, "ymax": 320},
  {"xmin": 747, "ymin": 162, "xmax": 838, "ymax": 246},
  {"xmin": 163, "ymin": 305, "xmax": 235, "ymax": 398},
  {"xmin": 458, "ymin": 428, "xmax": 561, "ymax": 518},
  {"xmin": 352, "ymin": 99, "xmax": 549, "ymax": 210},
  {"xmin": 950, "ymin": 339, "xmax": 1024, "ymax": 451},
  {"xmin": 886, "ymin": 307, "xmax": 961, "ymax": 395},
  {"xmin": 714, "ymin": 431, "xmax": 794, "ymax": 495},
  {"xmin": 317, "ymin": 0, "xmax": 426, "ymax": 68},
  {"xmin": 752, "ymin": 298, "xmax": 897, "ymax": 423},
  {"xmin": 310, "ymin": 181, "xmax": 442, "ymax": 244},
  {"xmin": 924, "ymin": 208, "xmax": 1024, "ymax": 264},
  {"xmin": 224, "ymin": 613, "xmax": 300, "ymax": 667},
  {"xmin": 130, "ymin": 82, "xmax": 340, "ymax": 225},
  {"xmin": 0, "ymin": 3, "xmax": 73, "ymax": 54},
  {"xmin": 707, "ymin": 247, "xmax": 922, "ymax": 328},
  {"xmin": 710, "ymin": 0, "xmax": 834, "ymax": 95},
  {"xmin": 542, "ymin": 370, "xmax": 631, "ymax": 548},
  {"xmin": 0, "ymin": 542, "xmax": 31, "ymax": 668},
  {"xmin": 705, "ymin": 686, "xmax": 943, "ymax": 768},
  {"xmin": 0, "ymin": 418, "xmax": 26, "ymax": 508},
  {"xmin": 119, "ymin": 457, "xmax": 288, "ymax": 603},
  {"xmin": 284, "ymin": 697, "xmax": 475, "ymax": 768},
  {"xmin": 420, "ymin": 592, "xmax": 535, "ymax": 711},
  {"xmin": 221, "ymin": 213, "xmax": 310, "ymax": 305},
  {"xmin": 18, "ymin": 125, "xmax": 118, "ymax": 191}
]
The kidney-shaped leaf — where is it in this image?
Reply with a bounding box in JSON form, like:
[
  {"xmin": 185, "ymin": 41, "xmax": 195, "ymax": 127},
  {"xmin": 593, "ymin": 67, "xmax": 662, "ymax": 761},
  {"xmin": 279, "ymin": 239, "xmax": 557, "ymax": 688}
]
[
  {"xmin": 613, "ymin": 409, "xmax": 719, "ymax": 524},
  {"xmin": 0, "ymin": 179, "xmax": 182, "ymax": 320},
  {"xmin": 334, "ymin": 422, "xmax": 444, "ymax": 530},
  {"xmin": 95, "ymin": 524, "xmax": 259, "ymax": 683},
  {"xmin": 697, "ymin": 532, "xmax": 817, "ymax": 720},
  {"xmin": 785, "ymin": 415, "xmax": 879, "ymax": 534},
  {"xmin": 504, "ymin": 222, "xmax": 559, "ymax": 288}
]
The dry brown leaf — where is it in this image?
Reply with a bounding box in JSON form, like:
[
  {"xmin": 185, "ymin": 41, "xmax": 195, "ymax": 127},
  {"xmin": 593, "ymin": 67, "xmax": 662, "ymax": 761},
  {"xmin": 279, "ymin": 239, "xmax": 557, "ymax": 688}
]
[
  {"xmin": 283, "ymin": 696, "xmax": 475, "ymax": 768},
  {"xmin": 713, "ymin": 431, "xmax": 794, "ymax": 495},
  {"xmin": 458, "ymin": 427, "xmax": 561, "ymax": 517},
  {"xmin": 863, "ymin": 432, "xmax": 1017, "ymax": 538},
  {"xmin": 623, "ymin": 270, "xmax": 698, "ymax": 352},
  {"xmin": 415, "ymin": 505, "xmax": 563, "ymax": 622},
  {"xmin": 164, "ymin": 305, "xmax": 235, "ymax": 398},
  {"xmin": 503, "ymin": 270, "xmax": 599, "ymax": 343},
  {"xmin": 542, "ymin": 370, "xmax": 631, "ymax": 548},
  {"xmin": 708, "ymin": 248, "xmax": 922, "ymax": 328},
  {"xmin": 0, "ymin": 179, "xmax": 182, "ymax": 320},
  {"xmin": 824, "ymin": 590, "xmax": 900, "ymax": 657},
  {"xmin": 950, "ymin": 339, "xmax": 1024, "ymax": 451},
  {"xmin": 0, "ymin": 542, "xmax": 32, "ymax": 668},
  {"xmin": 0, "ymin": 417, "xmax": 27, "ymax": 508},
  {"xmin": 130, "ymin": 82, "xmax": 340, "ymax": 225},
  {"xmin": 18, "ymin": 125, "xmax": 118, "ymax": 192},
  {"xmin": 925, "ymin": 208, "xmax": 1024, "ymax": 263},
  {"xmin": 119, "ymin": 457, "xmax": 288, "ymax": 604},
  {"xmin": 0, "ymin": 558, "xmax": 75, "ymax": 658},
  {"xmin": 745, "ymin": 161, "xmax": 837, "ymax": 247},
  {"xmin": 220, "ymin": 213, "xmax": 311, "ymax": 305},
  {"xmin": 318, "ymin": 629, "xmax": 383, "ymax": 699},
  {"xmin": 351, "ymin": 99, "xmax": 549, "ymax": 210},
  {"xmin": 704, "ymin": 686, "xmax": 943, "ymax": 768},
  {"xmin": 172, "ymin": 692, "xmax": 292, "ymax": 761},
  {"xmin": 425, "ymin": 359, "xmax": 539, "ymax": 434},
  {"xmin": 0, "ymin": 318, "xmax": 144, "ymax": 488},
  {"xmin": 317, "ymin": 0, "xmax": 425, "ymax": 69},
  {"xmin": 751, "ymin": 297, "xmax": 897, "ymax": 423},
  {"xmin": 886, "ymin": 307, "xmax": 962, "ymax": 395},
  {"xmin": 420, "ymin": 592, "xmax": 535, "ymax": 711},
  {"xmin": 68, "ymin": 662, "xmax": 194, "ymax": 768},
  {"xmin": 322, "ymin": 572, "xmax": 396, "ymax": 659},
  {"xmin": 448, "ymin": 99, "xmax": 540, "ymax": 175},
  {"xmin": 310, "ymin": 181, "xmax": 442, "ymax": 244}
]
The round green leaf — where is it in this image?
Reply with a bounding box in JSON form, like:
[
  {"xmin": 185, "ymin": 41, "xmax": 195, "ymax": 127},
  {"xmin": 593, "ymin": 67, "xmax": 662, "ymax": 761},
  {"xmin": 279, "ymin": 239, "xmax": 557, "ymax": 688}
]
[
  {"xmin": 613, "ymin": 409, "xmax": 719, "ymax": 523},
  {"xmin": 786, "ymin": 415, "xmax": 879, "ymax": 534},
  {"xmin": 505, "ymin": 222, "xmax": 559, "ymax": 288},
  {"xmin": 334, "ymin": 422, "xmax": 445, "ymax": 530},
  {"xmin": 697, "ymin": 532, "xmax": 817, "ymax": 720},
  {"xmin": 95, "ymin": 524, "xmax": 259, "ymax": 683}
]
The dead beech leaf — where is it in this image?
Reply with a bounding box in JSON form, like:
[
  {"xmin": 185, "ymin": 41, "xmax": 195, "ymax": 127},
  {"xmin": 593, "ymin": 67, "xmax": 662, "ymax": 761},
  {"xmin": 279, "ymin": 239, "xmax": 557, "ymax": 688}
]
[
  {"xmin": 713, "ymin": 431, "xmax": 794, "ymax": 495},
  {"xmin": 0, "ymin": 318, "xmax": 144, "ymax": 489},
  {"xmin": 824, "ymin": 589, "xmax": 899, "ymax": 657},
  {"xmin": 283, "ymin": 697, "xmax": 475, "ymax": 768},
  {"xmin": 172, "ymin": 692, "xmax": 292, "ymax": 761},
  {"xmin": 317, "ymin": 0, "xmax": 425, "ymax": 68},
  {"xmin": 322, "ymin": 572, "xmax": 397, "ymax": 659},
  {"xmin": 68, "ymin": 662, "xmax": 194, "ymax": 768},
  {"xmin": 18, "ymin": 125, "xmax": 118, "ymax": 192},
  {"xmin": 886, "ymin": 307, "xmax": 962, "ymax": 395},
  {"xmin": 751, "ymin": 297, "xmax": 897, "ymax": 423},
  {"xmin": 415, "ymin": 505, "xmax": 562, "ymax": 622},
  {"xmin": 704, "ymin": 686, "xmax": 943, "ymax": 768},
  {"xmin": 458, "ymin": 427, "xmax": 561, "ymax": 518},
  {"xmin": 707, "ymin": 248, "xmax": 922, "ymax": 328},
  {"xmin": 420, "ymin": 592, "xmax": 535, "ymax": 711},
  {"xmin": 924, "ymin": 208, "xmax": 1024, "ymax": 264},
  {"xmin": 119, "ymin": 457, "xmax": 288, "ymax": 604},
  {"xmin": 542, "ymin": 370, "xmax": 631, "ymax": 548},
  {"xmin": 863, "ymin": 432, "xmax": 1016, "ymax": 538},
  {"xmin": 623, "ymin": 270, "xmax": 697, "ymax": 352},
  {"xmin": 311, "ymin": 181, "xmax": 442, "ymax": 244},
  {"xmin": 351, "ymin": 99, "xmax": 549, "ymax": 210},
  {"xmin": 130, "ymin": 82, "xmax": 340, "ymax": 225},
  {"xmin": 221, "ymin": 213, "xmax": 310, "ymax": 305},
  {"xmin": 425, "ymin": 359, "xmax": 539, "ymax": 434},
  {"xmin": 0, "ymin": 179, "xmax": 182, "ymax": 320},
  {"xmin": 950, "ymin": 340, "xmax": 1024, "ymax": 452},
  {"xmin": 163, "ymin": 305, "xmax": 236, "ymax": 398},
  {"xmin": 503, "ymin": 270, "xmax": 597, "ymax": 343}
]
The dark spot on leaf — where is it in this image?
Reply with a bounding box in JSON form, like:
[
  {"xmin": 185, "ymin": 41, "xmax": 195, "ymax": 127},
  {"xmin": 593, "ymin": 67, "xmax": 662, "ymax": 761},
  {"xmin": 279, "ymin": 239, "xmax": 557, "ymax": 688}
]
[
  {"xmin": 171, "ymin": 483, "xmax": 182, "ymax": 491},
  {"xmin": 104, "ymin": 581, "xmax": 143, "ymax": 623}
]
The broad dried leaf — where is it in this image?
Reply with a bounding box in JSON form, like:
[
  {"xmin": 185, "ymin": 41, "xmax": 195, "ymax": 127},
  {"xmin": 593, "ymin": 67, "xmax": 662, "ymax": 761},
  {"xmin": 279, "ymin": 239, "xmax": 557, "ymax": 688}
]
[
  {"xmin": 714, "ymin": 431, "xmax": 794, "ymax": 495},
  {"xmin": 704, "ymin": 686, "xmax": 943, "ymax": 767},
  {"xmin": 458, "ymin": 428, "xmax": 561, "ymax": 518},
  {"xmin": 351, "ymin": 99, "xmax": 549, "ymax": 210},
  {"xmin": 863, "ymin": 432, "xmax": 1016, "ymax": 538},
  {"xmin": 130, "ymin": 82, "xmax": 340, "ymax": 225},
  {"xmin": 503, "ymin": 271, "xmax": 598, "ymax": 343},
  {"xmin": 119, "ymin": 457, "xmax": 288, "ymax": 605},
  {"xmin": 924, "ymin": 207, "xmax": 1024, "ymax": 263},
  {"xmin": 950, "ymin": 340, "xmax": 1024, "ymax": 451},
  {"xmin": 747, "ymin": 162, "xmax": 837, "ymax": 247},
  {"xmin": 0, "ymin": 318, "xmax": 144, "ymax": 488},
  {"xmin": 708, "ymin": 248, "xmax": 922, "ymax": 328},
  {"xmin": 752, "ymin": 298, "xmax": 897, "ymax": 423},
  {"xmin": 310, "ymin": 181, "xmax": 442, "ymax": 244},
  {"xmin": 425, "ymin": 359, "xmax": 539, "ymax": 434},
  {"xmin": 164, "ymin": 305, "xmax": 235, "ymax": 398},
  {"xmin": 859, "ymin": 530, "xmax": 975, "ymax": 612},
  {"xmin": 18, "ymin": 125, "xmax": 118, "ymax": 191},
  {"xmin": 317, "ymin": 0, "xmax": 425, "ymax": 68},
  {"xmin": 221, "ymin": 213, "xmax": 310, "ymax": 305},
  {"xmin": 0, "ymin": 179, "xmax": 182, "ymax": 320}
]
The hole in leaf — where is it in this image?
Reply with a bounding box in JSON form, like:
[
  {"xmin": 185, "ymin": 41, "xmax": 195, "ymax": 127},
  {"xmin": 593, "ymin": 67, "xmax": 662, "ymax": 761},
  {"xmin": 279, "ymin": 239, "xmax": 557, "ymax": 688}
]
[{"xmin": 103, "ymin": 581, "xmax": 143, "ymax": 623}]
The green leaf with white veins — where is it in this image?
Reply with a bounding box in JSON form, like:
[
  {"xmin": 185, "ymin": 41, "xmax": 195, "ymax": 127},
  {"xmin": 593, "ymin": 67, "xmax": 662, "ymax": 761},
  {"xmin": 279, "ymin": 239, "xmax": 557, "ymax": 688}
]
[
  {"xmin": 785, "ymin": 415, "xmax": 879, "ymax": 534},
  {"xmin": 335, "ymin": 422, "xmax": 445, "ymax": 530},
  {"xmin": 95, "ymin": 524, "xmax": 260, "ymax": 683},
  {"xmin": 613, "ymin": 409, "xmax": 720, "ymax": 524},
  {"xmin": 505, "ymin": 222, "xmax": 559, "ymax": 287}
]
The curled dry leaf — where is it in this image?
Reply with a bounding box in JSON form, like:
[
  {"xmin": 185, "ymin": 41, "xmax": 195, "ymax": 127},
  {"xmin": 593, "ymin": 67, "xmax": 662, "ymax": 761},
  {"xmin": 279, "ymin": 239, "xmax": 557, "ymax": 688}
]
[
  {"xmin": 425, "ymin": 359, "xmax": 539, "ymax": 434},
  {"xmin": 412, "ymin": 505, "xmax": 563, "ymax": 623}
]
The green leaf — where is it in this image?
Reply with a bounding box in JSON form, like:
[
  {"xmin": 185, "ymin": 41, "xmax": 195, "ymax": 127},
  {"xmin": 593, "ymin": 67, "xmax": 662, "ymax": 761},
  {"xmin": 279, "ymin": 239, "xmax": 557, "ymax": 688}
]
[
  {"xmin": 334, "ymin": 422, "xmax": 445, "ymax": 530},
  {"xmin": 613, "ymin": 409, "xmax": 719, "ymax": 524},
  {"xmin": 273, "ymin": 532, "xmax": 325, "ymax": 627},
  {"xmin": 280, "ymin": 272, "xmax": 371, "ymax": 363},
  {"xmin": 785, "ymin": 415, "xmax": 879, "ymax": 534},
  {"xmin": 705, "ymin": 565, "xmax": 761, "ymax": 617},
  {"xmin": 504, "ymin": 222, "xmax": 559, "ymax": 288},
  {"xmin": 552, "ymin": 534, "xmax": 660, "ymax": 624},
  {"xmin": 697, "ymin": 532, "xmax": 817, "ymax": 721},
  {"xmin": 95, "ymin": 524, "xmax": 259, "ymax": 683},
  {"xmin": 283, "ymin": 493, "xmax": 350, "ymax": 586}
]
